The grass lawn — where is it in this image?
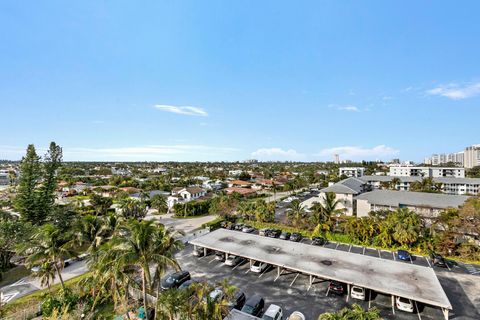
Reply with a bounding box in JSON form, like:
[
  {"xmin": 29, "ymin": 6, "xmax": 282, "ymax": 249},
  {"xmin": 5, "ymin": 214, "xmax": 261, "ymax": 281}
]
[
  {"xmin": 1, "ymin": 273, "xmax": 91, "ymax": 317},
  {"xmin": 0, "ymin": 265, "xmax": 30, "ymax": 287}
]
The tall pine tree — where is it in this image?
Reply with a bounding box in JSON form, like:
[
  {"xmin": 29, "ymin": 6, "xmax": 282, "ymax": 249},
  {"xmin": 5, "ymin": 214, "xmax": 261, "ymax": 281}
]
[
  {"xmin": 38, "ymin": 142, "xmax": 63, "ymax": 222},
  {"xmin": 14, "ymin": 144, "xmax": 41, "ymax": 222}
]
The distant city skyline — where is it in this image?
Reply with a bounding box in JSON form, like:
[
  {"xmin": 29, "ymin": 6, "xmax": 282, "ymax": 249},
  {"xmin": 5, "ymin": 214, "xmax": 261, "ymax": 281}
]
[{"xmin": 1, "ymin": 1, "xmax": 480, "ymax": 162}]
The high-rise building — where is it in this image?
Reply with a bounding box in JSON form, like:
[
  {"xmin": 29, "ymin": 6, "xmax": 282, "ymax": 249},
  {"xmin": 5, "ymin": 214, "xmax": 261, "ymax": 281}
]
[
  {"xmin": 334, "ymin": 154, "xmax": 340, "ymax": 164},
  {"xmin": 464, "ymin": 145, "xmax": 480, "ymax": 169}
]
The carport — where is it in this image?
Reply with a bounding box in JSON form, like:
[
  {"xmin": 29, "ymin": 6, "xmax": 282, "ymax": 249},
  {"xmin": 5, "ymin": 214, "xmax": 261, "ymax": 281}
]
[{"xmin": 190, "ymin": 229, "xmax": 452, "ymax": 320}]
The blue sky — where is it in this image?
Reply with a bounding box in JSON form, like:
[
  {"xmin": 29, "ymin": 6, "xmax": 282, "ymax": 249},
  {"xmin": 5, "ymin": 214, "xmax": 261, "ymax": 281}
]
[{"xmin": 1, "ymin": 1, "xmax": 479, "ymax": 162}]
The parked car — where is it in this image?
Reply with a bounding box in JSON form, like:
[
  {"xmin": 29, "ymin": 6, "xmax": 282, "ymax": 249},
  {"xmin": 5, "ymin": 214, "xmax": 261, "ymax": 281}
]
[
  {"xmin": 76, "ymin": 253, "xmax": 90, "ymax": 261},
  {"xmin": 160, "ymin": 271, "xmax": 191, "ymax": 290},
  {"xmin": 287, "ymin": 311, "xmax": 306, "ymax": 320},
  {"xmin": 193, "ymin": 247, "xmax": 211, "ymax": 257},
  {"xmin": 205, "ymin": 288, "xmax": 224, "ymax": 302},
  {"xmin": 328, "ymin": 281, "xmax": 346, "ymax": 295},
  {"xmin": 242, "ymin": 225, "xmax": 255, "ymax": 233},
  {"xmin": 311, "ymin": 237, "xmax": 326, "ymax": 246},
  {"xmin": 266, "ymin": 229, "xmax": 281, "ymax": 238},
  {"xmin": 227, "ymin": 291, "xmax": 246, "ymax": 310},
  {"xmin": 250, "ymin": 260, "xmax": 269, "ymax": 273},
  {"xmin": 225, "ymin": 255, "xmax": 244, "ymax": 267},
  {"xmin": 396, "ymin": 297, "xmax": 414, "ymax": 313},
  {"xmin": 234, "ymin": 224, "xmax": 244, "ymax": 231},
  {"xmin": 259, "ymin": 228, "xmax": 270, "ymax": 236},
  {"xmin": 430, "ymin": 253, "xmax": 448, "ymax": 268},
  {"xmin": 397, "ymin": 250, "xmax": 411, "ymax": 261},
  {"xmin": 178, "ymin": 279, "xmax": 197, "ymax": 290},
  {"xmin": 262, "ymin": 304, "xmax": 283, "ymax": 320},
  {"xmin": 350, "ymin": 286, "xmax": 366, "ymax": 300},
  {"xmin": 279, "ymin": 232, "xmax": 291, "ymax": 240},
  {"xmin": 63, "ymin": 258, "xmax": 74, "ymax": 267},
  {"xmin": 241, "ymin": 295, "xmax": 265, "ymax": 317},
  {"xmin": 290, "ymin": 233, "xmax": 302, "ymax": 242},
  {"xmin": 215, "ymin": 251, "xmax": 226, "ymax": 261}
]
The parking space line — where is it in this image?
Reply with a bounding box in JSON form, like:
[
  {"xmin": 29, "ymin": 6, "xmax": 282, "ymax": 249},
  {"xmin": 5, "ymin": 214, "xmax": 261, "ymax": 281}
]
[
  {"xmin": 245, "ymin": 269, "xmax": 250, "ymax": 274},
  {"xmin": 414, "ymin": 301, "xmax": 422, "ymax": 320},
  {"xmin": 348, "ymin": 244, "xmax": 352, "ymax": 252},
  {"xmin": 362, "ymin": 247, "xmax": 366, "ymax": 255},
  {"xmin": 274, "ymin": 269, "xmax": 285, "ymax": 282},
  {"xmin": 378, "ymin": 250, "xmax": 381, "ymax": 258},
  {"xmin": 425, "ymin": 256, "xmax": 431, "ymax": 268},
  {"xmin": 392, "ymin": 252, "xmax": 396, "ymax": 261},
  {"xmin": 209, "ymin": 257, "xmax": 217, "ymax": 264},
  {"xmin": 409, "ymin": 255, "xmax": 413, "ymax": 264},
  {"xmin": 290, "ymin": 273, "xmax": 300, "ymax": 287},
  {"xmin": 259, "ymin": 268, "xmax": 269, "ymax": 278},
  {"xmin": 446, "ymin": 262, "xmax": 451, "ymax": 271},
  {"xmin": 231, "ymin": 262, "xmax": 243, "ymax": 271},
  {"xmin": 335, "ymin": 243, "xmax": 340, "ymax": 250}
]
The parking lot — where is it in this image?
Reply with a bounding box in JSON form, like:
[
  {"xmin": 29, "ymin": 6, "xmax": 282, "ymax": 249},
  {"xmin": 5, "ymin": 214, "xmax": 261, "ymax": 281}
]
[{"xmin": 176, "ymin": 244, "xmax": 452, "ymax": 320}]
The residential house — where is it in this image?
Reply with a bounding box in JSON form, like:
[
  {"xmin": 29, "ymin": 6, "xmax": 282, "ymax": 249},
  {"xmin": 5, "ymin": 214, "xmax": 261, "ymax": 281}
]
[{"xmin": 167, "ymin": 187, "xmax": 207, "ymax": 209}]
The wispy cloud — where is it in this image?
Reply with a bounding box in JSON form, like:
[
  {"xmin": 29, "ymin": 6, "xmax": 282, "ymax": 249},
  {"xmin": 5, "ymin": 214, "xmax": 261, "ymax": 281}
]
[
  {"xmin": 251, "ymin": 148, "xmax": 304, "ymax": 160},
  {"xmin": 154, "ymin": 105, "xmax": 208, "ymax": 116},
  {"xmin": 329, "ymin": 104, "xmax": 360, "ymax": 112},
  {"xmin": 426, "ymin": 82, "xmax": 480, "ymax": 100},
  {"xmin": 317, "ymin": 145, "xmax": 399, "ymax": 160}
]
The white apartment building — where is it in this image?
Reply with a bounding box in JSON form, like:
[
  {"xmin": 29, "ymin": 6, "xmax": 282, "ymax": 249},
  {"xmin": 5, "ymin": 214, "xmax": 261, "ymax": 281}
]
[
  {"xmin": 464, "ymin": 145, "xmax": 480, "ymax": 169},
  {"xmin": 339, "ymin": 167, "xmax": 365, "ymax": 178},
  {"xmin": 359, "ymin": 175, "xmax": 480, "ymax": 196},
  {"xmin": 389, "ymin": 166, "xmax": 465, "ymax": 178},
  {"xmin": 0, "ymin": 171, "xmax": 8, "ymax": 185}
]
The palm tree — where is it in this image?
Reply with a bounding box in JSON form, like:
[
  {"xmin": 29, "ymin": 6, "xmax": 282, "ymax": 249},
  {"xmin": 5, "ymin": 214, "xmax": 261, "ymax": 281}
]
[
  {"xmin": 23, "ymin": 224, "xmax": 74, "ymax": 290},
  {"xmin": 74, "ymin": 215, "xmax": 106, "ymax": 255},
  {"xmin": 318, "ymin": 303, "xmax": 381, "ymax": 320},
  {"xmin": 311, "ymin": 192, "xmax": 342, "ymax": 230},
  {"xmin": 34, "ymin": 261, "xmax": 56, "ymax": 292},
  {"xmin": 111, "ymin": 219, "xmax": 183, "ymax": 315},
  {"xmin": 390, "ymin": 177, "xmax": 401, "ymax": 190},
  {"xmin": 288, "ymin": 200, "xmax": 306, "ymax": 227},
  {"xmin": 151, "ymin": 194, "xmax": 168, "ymax": 214}
]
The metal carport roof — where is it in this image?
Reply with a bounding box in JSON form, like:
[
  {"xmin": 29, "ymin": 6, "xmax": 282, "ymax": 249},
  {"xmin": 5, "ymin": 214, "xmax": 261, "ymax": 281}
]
[{"xmin": 189, "ymin": 229, "xmax": 452, "ymax": 311}]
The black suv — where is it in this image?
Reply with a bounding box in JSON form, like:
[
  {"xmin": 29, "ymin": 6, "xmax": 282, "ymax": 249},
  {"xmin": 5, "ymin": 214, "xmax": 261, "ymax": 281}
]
[
  {"xmin": 266, "ymin": 229, "xmax": 281, "ymax": 238},
  {"xmin": 290, "ymin": 233, "xmax": 303, "ymax": 242},
  {"xmin": 160, "ymin": 271, "xmax": 191, "ymax": 290},
  {"xmin": 228, "ymin": 291, "xmax": 246, "ymax": 310},
  {"xmin": 312, "ymin": 237, "xmax": 326, "ymax": 246},
  {"xmin": 241, "ymin": 295, "xmax": 265, "ymax": 316}
]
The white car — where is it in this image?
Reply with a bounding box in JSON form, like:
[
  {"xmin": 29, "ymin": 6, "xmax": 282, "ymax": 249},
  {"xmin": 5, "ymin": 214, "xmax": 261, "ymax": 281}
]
[
  {"xmin": 282, "ymin": 198, "xmax": 292, "ymax": 203},
  {"xmin": 204, "ymin": 288, "xmax": 223, "ymax": 302},
  {"xmin": 287, "ymin": 311, "xmax": 306, "ymax": 320},
  {"xmin": 262, "ymin": 304, "xmax": 283, "ymax": 320},
  {"xmin": 396, "ymin": 297, "xmax": 414, "ymax": 313},
  {"xmin": 224, "ymin": 255, "xmax": 243, "ymax": 267},
  {"xmin": 250, "ymin": 261, "xmax": 269, "ymax": 273},
  {"xmin": 350, "ymin": 286, "xmax": 366, "ymax": 300}
]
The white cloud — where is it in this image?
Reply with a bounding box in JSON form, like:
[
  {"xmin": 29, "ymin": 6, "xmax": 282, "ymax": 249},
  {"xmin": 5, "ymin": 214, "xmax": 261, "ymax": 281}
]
[
  {"xmin": 329, "ymin": 104, "xmax": 360, "ymax": 112},
  {"xmin": 426, "ymin": 82, "xmax": 480, "ymax": 100},
  {"xmin": 154, "ymin": 105, "xmax": 208, "ymax": 116},
  {"xmin": 317, "ymin": 145, "xmax": 399, "ymax": 160},
  {"xmin": 251, "ymin": 148, "xmax": 304, "ymax": 160}
]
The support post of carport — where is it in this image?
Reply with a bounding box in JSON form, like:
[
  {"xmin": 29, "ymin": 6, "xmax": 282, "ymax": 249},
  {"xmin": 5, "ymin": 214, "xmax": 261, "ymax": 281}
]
[
  {"xmin": 225, "ymin": 252, "xmax": 229, "ymax": 260},
  {"xmin": 249, "ymin": 259, "xmax": 253, "ymax": 269},
  {"xmin": 391, "ymin": 295, "xmax": 395, "ymax": 315},
  {"xmin": 203, "ymin": 247, "xmax": 207, "ymax": 256},
  {"xmin": 442, "ymin": 308, "xmax": 449, "ymax": 320},
  {"xmin": 346, "ymin": 284, "xmax": 350, "ymax": 302}
]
